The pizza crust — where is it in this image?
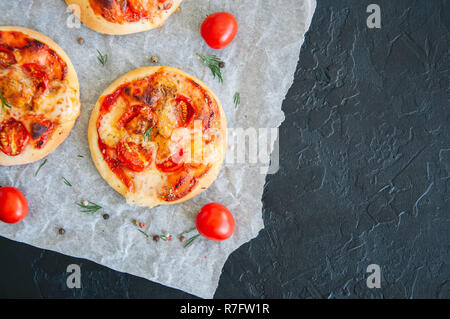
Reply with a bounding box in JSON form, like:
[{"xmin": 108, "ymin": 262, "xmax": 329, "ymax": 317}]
[
  {"xmin": 88, "ymin": 66, "xmax": 227, "ymax": 207},
  {"xmin": 0, "ymin": 26, "xmax": 80, "ymax": 166},
  {"xmin": 65, "ymin": 0, "xmax": 183, "ymax": 35}
]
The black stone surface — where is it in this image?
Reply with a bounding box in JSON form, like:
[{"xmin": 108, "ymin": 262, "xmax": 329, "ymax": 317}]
[{"xmin": 1, "ymin": 0, "xmax": 449, "ymax": 299}]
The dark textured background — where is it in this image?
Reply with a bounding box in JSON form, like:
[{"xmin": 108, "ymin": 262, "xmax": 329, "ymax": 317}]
[{"xmin": 1, "ymin": 0, "xmax": 449, "ymax": 299}]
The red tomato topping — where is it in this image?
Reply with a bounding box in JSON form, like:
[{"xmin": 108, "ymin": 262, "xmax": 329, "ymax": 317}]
[
  {"xmin": 116, "ymin": 104, "xmax": 157, "ymax": 136},
  {"xmin": 175, "ymin": 95, "xmax": 196, "ymax": 127},
  {"xmin": 98, "ymin": 137, "xmax": 134, "ymax": 191},
  {"xmin": 157, "ymin": 157, "xmax": 184, "ymax": 173},
  {"xmin": 157, "ymin": 0, "xmax": 173, "ymax": 10},
  {"xmin": 0, "ymin": 118, "xmax": 30, "ymax": 156},
  {"xmin": 196, "ymin": 203, "xmax": 235, "ymax": 241},
  {"xmin": 27, "ymin": 116, "xmax": 54, "ymax": 149},
  {"xmin": 0, "ymin": 186, "xmax": 29, "ymax": 224},
  {"xmin": 116, "ymin": 139, "xmax": 153, "ymax": 172},
  {"xmin": 18, "ymin": 43, "xmax": 67, "ymax": 81},
  {"xmin": 161, "ymin": 168, "xmax": 198, "ymax": 201},
  {"xmin": 0, "ymin": 46, "xmax": 16, "ymax": 68},
  {"xmin": 22, "ymin": 63, "xmax": 49, "ymax": 94},
  {"xmin": 201, "ymin": 12, "xmax": 238, "ymax": 49},
  {"xmin": 156, "ymin": 148, "xmax": 184, "ymax": 173}
]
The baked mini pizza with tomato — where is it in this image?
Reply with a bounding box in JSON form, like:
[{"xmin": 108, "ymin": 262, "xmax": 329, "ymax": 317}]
[
  {"xmin": 0, "ymin": 27, "xmax": 80, "ymax": 166},
  {"xmin": 66, "ymin": 0, "xmax": 183, "ymax": 35},
  {"xmin": 88, "ymin": 66, "xmax": 227, "ymax": 207}
]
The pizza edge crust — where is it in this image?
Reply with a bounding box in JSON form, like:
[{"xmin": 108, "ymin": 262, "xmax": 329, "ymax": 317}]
[
  {"xmin": 65, "ymin": 0, "xmax": 183, "ymax": 35},
  {"xmin": 88, "ymin": 66, "xmax": 227, "ymax": 207},
  {"xmin": 0, "ymin": 26, "xmax": 80, "ymax": 166}
]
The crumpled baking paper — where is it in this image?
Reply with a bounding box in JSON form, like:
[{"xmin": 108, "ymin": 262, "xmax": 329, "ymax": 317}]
[{"xmin": 0, "ymin": 0, "xmax": 316, "ymax": 298}]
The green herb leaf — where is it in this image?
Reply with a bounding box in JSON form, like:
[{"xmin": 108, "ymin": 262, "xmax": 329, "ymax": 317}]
[
  {"xmin": 34, "ymin": 159, "xmax": 48, "ymax": 177},
  {"xmin": 0, "ymin": 91, "xmax": 12, "ymax": 114},
  {"xmin": 76, "ymin": 201, "xmax": 102, "ymax": 214},
  {"xmin": 77, "ymin": 155, "xmax": 84, "ymax": 158},
  {"xmin": 144, "ymin": 126, "xmax": 153, "ymax": 141},
  {"xmin": 62, "ymin": 177, "xmax": 72, "ymax": 187},
  {"xmin": 96, "ymin": 49, "xmax": 108, "ymax": 66},
  {"xmin": 138, "ymin": 229, "xmax": 149, "ymax": 238},
  {"xmin": 196, "ymin": 53, "xmax": 224, "ymax": 83},
  {"xmin": 183, "ymin": 234, "xmax": 201, "ymax": 248},
  {"xmin": 233, "ymin": 92, "xmax": 240, "ymax": 109},
  {"xmin": 178, "ymin": 227, "xmax": 197, "ymax": 237}
]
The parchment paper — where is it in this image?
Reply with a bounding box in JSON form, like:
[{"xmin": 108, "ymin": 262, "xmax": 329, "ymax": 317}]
[{"xmin": 0, "ymin": 0, "xmax": 316, "ymax": 298}]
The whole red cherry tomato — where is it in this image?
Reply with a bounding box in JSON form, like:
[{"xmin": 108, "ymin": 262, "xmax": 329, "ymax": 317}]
[
  {"xmin": 196, "ymin": 203, "xmax": 235, "ymax": 241},
  {"xmin": 201, "ymin": 12, "xmax": 238, "ymax": 49},
  {"xmin": 0, "ymin": 186, "xmax": 29, "ymax": 224}
]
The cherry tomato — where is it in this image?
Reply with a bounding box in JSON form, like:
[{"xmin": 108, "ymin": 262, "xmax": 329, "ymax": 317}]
[
  {"xmin": 0, "ymin": 118, "xmax": 30, "ymax": 156},
  {"xmin": 196, "ymin": 203, "xmax": 235, "ymax": 241},
  {"xmin": 201, "ymin": 12, "xmax": 238, "ymax": 49},
  {"xmin": 116, "ymin": 139, "xmax": 153, "ymax": 172},
  {"xmin": 0, "ymin": 186, "xmax": 29, "ymax": 224}
]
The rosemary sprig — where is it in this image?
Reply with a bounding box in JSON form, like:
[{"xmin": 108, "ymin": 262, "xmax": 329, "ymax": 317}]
[
  {"xmin": 183, "ymin": 234, "xmax": 201, "ymax": 248},
  {"xmin": 96, "ymin": 49, "xmax": 108, "ymax": 66},
  {"xmin": 233, "ymin": 92, "xmax": 240, "ymax": 109},
  {"xmin": 62, "ymin": 177, "xmax": 72, "ymax": 187},
  {"xmin": 34, "ymin": 159, "xmax": 47, "ymax": 176},
  {"xmin": 178, "ymin": 227, "xmax": 197, "ymax": 237},
  {"xmin": 138, "ymin": 229, "xmax": 149, "ymax": 238},
  {"xmin": 144, "ymin": 126, "xmax": 153, "ymax": 141},
  {"xmin": 77, "ymin": 201, "xmax": 102, "ymax": 214},
  {"xmin": 196, "ymin": 53, "xmax": 224, "ymax": 83},
  {"xmin": 0, "ymin": 92, "xmax": 12, "ymax": 113},
  {"xmin": 77, "ymin": 155, "xmax": 84, "ymax": 158}
]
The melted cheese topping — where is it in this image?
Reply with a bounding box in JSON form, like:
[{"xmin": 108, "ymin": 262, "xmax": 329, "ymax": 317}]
[{"xmin": 0, "ymin": 67, "xmax": 79, "ymax": 130}]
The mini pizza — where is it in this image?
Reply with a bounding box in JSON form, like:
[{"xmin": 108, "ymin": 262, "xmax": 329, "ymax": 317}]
[
  {"xmin": 0, "ymin": 27, "xmax": 80, "ymax": 166},
  {"xmin": 88, "ymin": 66, "xmax": 227, "ymax": 207},
  {"xmin": 66, "ymin": 0, "xmax": 183, "ymax": 35}
]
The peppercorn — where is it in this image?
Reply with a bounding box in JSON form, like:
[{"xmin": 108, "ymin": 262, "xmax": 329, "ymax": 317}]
[
  {"xmin": 179, "ymin": 236, "xmax": 186, "ymax": 243},
  {"xmin": 153, "ymin": 235, "xmax": 160, "ymax": 242},
  {"xmin": 103, "ymin": 214, "xmax": 110, "ymax": 220},
  {"xmin": 58, "ymin": 228, "xmax": 65, "ymax": 235},
  {"xmin": 150, "ymin": 56, "xmax": 159, "ymax": 63},
  {"xmin": 132, "ymin": 219, "xmax": 139, "ymax": 226},
  {"xmin": 77, "ymin": 37, "xmax": 84, "ymax": 45},
  {"xmin": 139, "ymin": 222, "xmax": 146, "ymax": 228},
  {"xmin": 218, "ymin": 61, "xmax": 225, "ymax": 68}
]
